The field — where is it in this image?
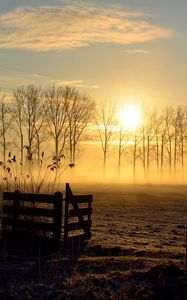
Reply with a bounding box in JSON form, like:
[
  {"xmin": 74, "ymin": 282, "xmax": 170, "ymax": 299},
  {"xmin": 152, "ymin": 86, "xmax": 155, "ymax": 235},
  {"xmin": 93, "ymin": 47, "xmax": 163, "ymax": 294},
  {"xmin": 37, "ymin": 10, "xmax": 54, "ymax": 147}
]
[{"xmin": 1, "ymin": 184, "xmax": 187, "ymax": 299}]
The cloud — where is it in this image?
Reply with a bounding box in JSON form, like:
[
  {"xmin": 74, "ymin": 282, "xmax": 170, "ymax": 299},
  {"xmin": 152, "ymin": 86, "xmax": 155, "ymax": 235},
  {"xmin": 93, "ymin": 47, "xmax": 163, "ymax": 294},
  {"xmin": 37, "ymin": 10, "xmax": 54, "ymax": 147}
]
[
  {"xmin": 31, "ymin": 73, "xmax": 43, "ymax": 78},
  {"xmin": 50, "ymin": 79, "xmax": 99, "ymax": 89},
  {"xmin": 50, "ymin": 79, "xmax": 84, "ymax": 86},
  {"xmin": 0, "ymin": 3, "xmax": 171, "ymax": 51},
  {"xmin": 125, "ymin": 49, "xmax": 150, "ymax": 54}
]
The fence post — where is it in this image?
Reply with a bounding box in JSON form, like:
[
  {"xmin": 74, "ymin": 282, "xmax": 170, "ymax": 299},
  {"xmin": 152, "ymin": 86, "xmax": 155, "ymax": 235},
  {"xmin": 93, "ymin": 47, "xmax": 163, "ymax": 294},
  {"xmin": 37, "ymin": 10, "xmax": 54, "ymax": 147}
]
[
  {"xmin": 12, "ymin": 190, "xmax": 20, "ymax": 235},
  {"xmin": 53, "ymin": 192, "xmax": 63, "ymax": 244},
  {"xmin": 185, "ymin": 225, "xmax": 187, "ymax": 269},
  {"xmin": 64, "ymin": 183, "xmax": 71, "ymax": 245},
  {"xmin": 86, "ymin": 195, "xmax": 92, "ymax": 239}
]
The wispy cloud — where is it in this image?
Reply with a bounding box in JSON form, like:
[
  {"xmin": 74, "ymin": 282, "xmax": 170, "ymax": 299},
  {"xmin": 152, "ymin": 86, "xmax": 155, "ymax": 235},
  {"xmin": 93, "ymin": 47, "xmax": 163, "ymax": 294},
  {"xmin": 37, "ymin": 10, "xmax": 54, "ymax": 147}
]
[
  {"xmin": 50, "ymin": 79, "xmax": 99, "ymax": 89},
  {"xmin": 0, "ymin": 3, "xmax": 171, "ymax": 51},
  {"xmin": 125, "ymin": 49, "xmax": 150, "ymax": 54},
  {"xmin": 31, "ymin": 73, "xmax": 43, "ymax": 78}
]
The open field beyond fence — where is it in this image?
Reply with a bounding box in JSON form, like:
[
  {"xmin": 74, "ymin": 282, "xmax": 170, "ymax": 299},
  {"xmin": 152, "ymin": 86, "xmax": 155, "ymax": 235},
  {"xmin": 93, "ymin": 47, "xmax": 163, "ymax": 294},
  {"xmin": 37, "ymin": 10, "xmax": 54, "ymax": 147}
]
[{"xmin": 1, "ymin": 184, "xmax": 187, "ymax": 299}]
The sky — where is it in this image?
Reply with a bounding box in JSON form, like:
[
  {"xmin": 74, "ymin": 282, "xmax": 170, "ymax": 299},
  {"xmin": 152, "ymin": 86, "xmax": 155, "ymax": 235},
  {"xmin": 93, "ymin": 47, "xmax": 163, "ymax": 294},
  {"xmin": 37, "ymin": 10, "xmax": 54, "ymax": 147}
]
[{"xmin": 0, "ymin": 0, "xmax": 186, "ymax": 106}]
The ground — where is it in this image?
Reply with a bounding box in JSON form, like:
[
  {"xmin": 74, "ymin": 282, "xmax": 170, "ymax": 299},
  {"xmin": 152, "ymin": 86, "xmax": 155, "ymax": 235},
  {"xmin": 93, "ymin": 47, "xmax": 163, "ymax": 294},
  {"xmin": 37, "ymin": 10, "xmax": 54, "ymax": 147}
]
[{"xmin": 0, "ymin": 184, "xmax": 187, "ymax": 299}]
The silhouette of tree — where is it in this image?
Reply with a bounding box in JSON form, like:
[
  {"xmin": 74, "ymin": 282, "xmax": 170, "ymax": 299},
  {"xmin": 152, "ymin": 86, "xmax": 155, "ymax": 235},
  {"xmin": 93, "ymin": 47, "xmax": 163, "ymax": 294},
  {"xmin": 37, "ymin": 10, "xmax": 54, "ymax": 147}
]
[
  {"xmin": 16, "ymin": 85, "xmax": 44, "ymax": 162},
  {"xmin": 117, "ymin": 113, "xmax": 128, "ymax": 178},
  {"xmin": 43, "ymin": 86, "xmax": 68, "ymax": 159},
  {"xmin": 65, "ymin": 86, "xmax": 95, "ymax": 165},
  {"xmin": 0, "ymin": 92, "xmax": 11, "ymax": 164},
  {"xmin": 95, "ymin": 101, "xmax": 116, "ymax": 178}
]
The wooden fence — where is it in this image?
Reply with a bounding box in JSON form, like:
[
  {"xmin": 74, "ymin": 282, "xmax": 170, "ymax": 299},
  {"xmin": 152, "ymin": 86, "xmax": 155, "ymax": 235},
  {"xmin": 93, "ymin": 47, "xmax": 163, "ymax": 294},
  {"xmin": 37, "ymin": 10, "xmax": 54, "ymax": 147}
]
[
  {"xmin": 3, "ymin": 190, "xmax": 63, "ymax": 244},
  {"xmin": 2, "ymin": 183, "xmax": 93, "ymax": 246}
]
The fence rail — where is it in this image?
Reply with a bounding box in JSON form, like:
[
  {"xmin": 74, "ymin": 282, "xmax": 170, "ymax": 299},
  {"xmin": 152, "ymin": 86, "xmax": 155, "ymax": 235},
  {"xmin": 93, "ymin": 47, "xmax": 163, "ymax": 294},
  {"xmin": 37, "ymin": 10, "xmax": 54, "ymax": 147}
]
[
  {"xmin": 3, "ymin": 191, "xmax": 63, "ymax": 244},
  {"xmin": 3, "ymin": 192, "xmax": 56, "ymax": 203}
]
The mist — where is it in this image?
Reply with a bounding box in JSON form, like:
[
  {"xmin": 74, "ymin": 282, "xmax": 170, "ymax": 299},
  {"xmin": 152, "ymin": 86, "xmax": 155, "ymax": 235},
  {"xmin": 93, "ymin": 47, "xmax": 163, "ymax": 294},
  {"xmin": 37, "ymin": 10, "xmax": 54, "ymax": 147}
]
[{"xmin": 1, "ymin": 85, "xmax": 187, "ymax": 193}]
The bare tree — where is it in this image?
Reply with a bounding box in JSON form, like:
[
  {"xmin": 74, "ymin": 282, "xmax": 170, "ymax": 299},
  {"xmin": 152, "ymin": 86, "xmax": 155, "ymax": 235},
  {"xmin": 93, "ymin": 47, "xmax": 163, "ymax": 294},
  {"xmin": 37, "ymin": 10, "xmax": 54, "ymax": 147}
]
[
  {"xmin": 164, "ymin": 106, "xmax": 174, "ymax": 177},
  {"xmin": 0, "ymin": 93, "xmax": 11, "ymax": 164},
  {"xmin": 95, "ymin": 101, "xmax": 116, "ymax": 178},
  {"xmin": 138, "ymin": 104, "xmax": 155, "ymax": 180},
  {"xmin": 173, "ymin": 107, "xmax": 181, "ymax": 177},
  {"xmin": 12, "ymin": 88, "xmax": 25, "ymax": 164},
  {"xmin": 132, "ymin": 131, "xmax": 142, "ymax": 183},
  {"xmin": 43, "ymin": 86, "xmax": 68, "ymax": 159},
  {"xmin": 19, "ymin": 85, "xmax": 44, "ymax": 162},
  {"xmin": 117, "ymin": 118, "xmax": 128, "ymax": 178},
  {"xmin": 174, "ymin": 106, "xmax": 187, "ymax": 178},
  {"xmin": 152, "ymin": 107, "xmax": 162, "ymax": 179},
  {"xmin": 180, "ymin": 108, "xmax": 187, "ymax": 174},
  {"xmin": 65, "ymin": 86, "xmax": 95, "ymax": 165},
  {"xmin": 140, "ymin": 104, "xmax": 148, "ymax": 179},
  {"xmin": 145, "ymin": 109, "xmax": 155, "ymax": 180},
  {"xmin": 159, "ymin": 108, "xmax": 169, "ymax": 178},
  {"xmin": 33, "ymin": 102, "xmax": 47, "ymax": 165}
]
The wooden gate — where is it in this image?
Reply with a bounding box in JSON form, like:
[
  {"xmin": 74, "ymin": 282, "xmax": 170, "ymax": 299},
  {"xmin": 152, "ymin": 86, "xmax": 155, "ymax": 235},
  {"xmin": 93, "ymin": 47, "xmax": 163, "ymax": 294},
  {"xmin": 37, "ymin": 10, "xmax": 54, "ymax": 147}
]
[
  {"xmin": 64, "ymin": 183, "xmax": 93, "ymax": 245},
  {"xmin": 2, "ymin": 183, "xmax": 93, "ymax": 246}
]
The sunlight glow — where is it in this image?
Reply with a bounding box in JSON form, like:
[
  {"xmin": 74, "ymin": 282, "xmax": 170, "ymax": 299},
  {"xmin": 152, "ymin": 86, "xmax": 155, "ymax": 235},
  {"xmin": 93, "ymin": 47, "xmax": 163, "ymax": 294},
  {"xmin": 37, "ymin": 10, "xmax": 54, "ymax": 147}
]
[{"xmin": 118, "ymin": 105, "xmax": 142, "ymax": 130}]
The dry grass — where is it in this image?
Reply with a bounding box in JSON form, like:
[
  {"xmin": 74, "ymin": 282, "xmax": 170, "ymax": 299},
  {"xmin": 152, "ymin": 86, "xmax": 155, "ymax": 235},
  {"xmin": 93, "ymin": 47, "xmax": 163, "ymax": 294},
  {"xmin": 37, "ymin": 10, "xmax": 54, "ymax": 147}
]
[{"xmin": 1, "ymin": 183, "xmax": 187, "ymax": 299}]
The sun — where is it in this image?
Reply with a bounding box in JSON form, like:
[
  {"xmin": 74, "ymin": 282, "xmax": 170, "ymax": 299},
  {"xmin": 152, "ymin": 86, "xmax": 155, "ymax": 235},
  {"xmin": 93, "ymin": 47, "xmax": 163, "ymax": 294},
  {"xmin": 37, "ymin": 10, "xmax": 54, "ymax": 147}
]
[{"xmin": 118, "ymin": 105, "xmax": 142, "ymax": 130}]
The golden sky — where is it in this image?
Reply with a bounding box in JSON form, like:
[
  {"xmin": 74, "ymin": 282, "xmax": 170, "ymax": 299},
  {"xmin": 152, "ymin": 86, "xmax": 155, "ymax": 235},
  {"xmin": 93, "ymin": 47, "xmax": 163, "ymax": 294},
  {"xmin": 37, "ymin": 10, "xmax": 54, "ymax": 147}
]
[{"xmin": 0, "ymin": 0, "xmax": 186, "ymax": 106}]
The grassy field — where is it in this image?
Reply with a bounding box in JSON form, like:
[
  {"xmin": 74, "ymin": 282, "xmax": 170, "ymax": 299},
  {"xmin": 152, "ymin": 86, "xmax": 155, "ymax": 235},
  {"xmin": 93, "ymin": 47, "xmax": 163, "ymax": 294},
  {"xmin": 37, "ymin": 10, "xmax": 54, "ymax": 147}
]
[{"xmin": 1, "ymin": 184, "xmax": 187, "ymax": 299}]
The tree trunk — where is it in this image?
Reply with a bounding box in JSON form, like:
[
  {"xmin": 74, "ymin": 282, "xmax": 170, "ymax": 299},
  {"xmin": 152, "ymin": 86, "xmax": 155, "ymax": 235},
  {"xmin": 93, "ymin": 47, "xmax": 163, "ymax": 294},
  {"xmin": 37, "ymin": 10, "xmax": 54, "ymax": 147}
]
[
  {"xmin": 72, "ymin": 143, "xmax": 76, "ymax": 165},
  {"xmin": 156, "ymin": 135, "xmax": 159, "ymax": 181},
  {"xmin": 20, "ymin": 133, "xmax": 23, "ymax": 165},
  {"xmin": 118, "ymin": 129, "xmax": 122, "ymax": 179},
  {"xmin": 169, "ymin": 137, "xmax": 172, "ymax": 179},
  {"xmin": 174, "ymin": 136, "xmax": 177, "ymax": 180},
  {"xmin": 147, "ymin": 135, "xmax": 150, "ymax": 181},
  {"xmin": 142, "ymin": 128, "xmax": 146, "ymax": 179},
  {"xmin": 160, "ymin": 136, "xmax": 164, "ymax": 178},
  {"xmin": 133, "ymin": 135, "xmax": 137, "ymax": 183},
  {"xmin": 181, "ymin": 135, "xmax": 184, "ymax": 181},
  {"xmin": 37, "ymin": 135, "xmax": 40, "ymax": 166},
  {"xmin": 103, "ymin": 148, "xmax": 107, "ymax": 180},
  {"xmin": 3, "ymin": 134, "xmax": 6, "ymax": 164},
  {"xmin": 55, "ymin": 139, "xmax": 59, "ymax": 158}
]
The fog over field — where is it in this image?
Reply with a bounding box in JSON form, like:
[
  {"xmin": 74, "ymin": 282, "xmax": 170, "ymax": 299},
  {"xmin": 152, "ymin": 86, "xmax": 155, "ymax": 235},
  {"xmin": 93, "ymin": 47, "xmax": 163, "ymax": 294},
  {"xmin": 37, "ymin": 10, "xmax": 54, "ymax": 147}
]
[{"xmin": 73, "ymin": 183, "xmax": 187, "ymax": 256}]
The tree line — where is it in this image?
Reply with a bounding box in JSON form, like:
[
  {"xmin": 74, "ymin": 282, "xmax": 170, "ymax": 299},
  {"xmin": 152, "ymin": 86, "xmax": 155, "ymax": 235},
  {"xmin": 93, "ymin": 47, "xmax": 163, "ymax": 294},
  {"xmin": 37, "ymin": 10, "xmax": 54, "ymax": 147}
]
[
  {"xmin": 0, "ymin": 85, "xmax": 187, "ymax": 182},
  {"xmin": 96, "ymin": 103, "xmax": 187, "ymax": 182}
]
